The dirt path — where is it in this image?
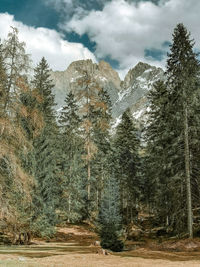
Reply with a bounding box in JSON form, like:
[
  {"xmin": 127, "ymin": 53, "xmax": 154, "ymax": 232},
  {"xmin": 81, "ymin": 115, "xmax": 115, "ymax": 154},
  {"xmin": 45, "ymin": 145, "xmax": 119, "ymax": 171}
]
[
  {"xmin": 1, "ymin": 252, "xmax": 200, "ymax": 267},
  {"xmin": 0, "ymin": 224, "xmax": 200, "ymax": 266}
]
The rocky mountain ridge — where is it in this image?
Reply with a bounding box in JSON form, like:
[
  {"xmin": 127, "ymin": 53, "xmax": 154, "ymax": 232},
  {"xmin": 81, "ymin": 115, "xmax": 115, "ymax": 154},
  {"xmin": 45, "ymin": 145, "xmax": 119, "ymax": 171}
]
[{"xmin": 50, "ymin": 59, "xmax": 164, "ymax": 123}]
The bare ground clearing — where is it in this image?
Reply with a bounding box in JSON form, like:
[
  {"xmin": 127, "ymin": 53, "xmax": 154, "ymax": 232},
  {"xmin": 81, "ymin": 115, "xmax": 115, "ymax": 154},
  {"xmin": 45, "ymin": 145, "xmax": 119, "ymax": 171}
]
[{"xmin": 0, "ymin": 224, "xmax": 200, "ymax": 266}]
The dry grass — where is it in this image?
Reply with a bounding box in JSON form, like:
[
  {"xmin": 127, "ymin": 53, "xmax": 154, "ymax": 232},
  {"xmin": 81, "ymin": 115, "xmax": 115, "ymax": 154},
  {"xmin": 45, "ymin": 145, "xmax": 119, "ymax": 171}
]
[
  {"xmin": 0, "ymin": 251, "xmax": 200, "ymax": 267},
  {"xmin": 1, "ymin": 225, "xmax": 200, "ymax": 266}
]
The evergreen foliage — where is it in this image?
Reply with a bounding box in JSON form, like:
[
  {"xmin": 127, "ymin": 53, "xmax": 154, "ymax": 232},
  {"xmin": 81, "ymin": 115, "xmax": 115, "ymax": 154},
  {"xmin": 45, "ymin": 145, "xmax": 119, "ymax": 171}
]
[
  {"xmin": 0, "ymin": 35, "xmax": 33, "ymax": 242},
  {"xmin": 145, "ymin": 24, "xmax": 200, "ymax": 237},
  {"xmin": 31, "ymin": 57, "xmax": 61, "ymax": 237},
  {"xmin": 59, "ymin": 91, "xmax": 87, "ymax": 222},
  {"xmin": 77, "ymin": 72, "xmax": 100, "ymax": 204},
  {"xmin": 98, "ymin": 175, "xmax": 124, "ymax": 252},
  {"xmin": 114, "ymin": 109, "xmax": 141, "ymax": 223},
  {"xmin": 76, "ymin": 70, "xmax": 113, "ymax": 218},
  {"xmin": 91, "ymin": 89, "xmax": 112, "ymax": 215},
  {"xmin": 166, "ymin": 24, "xmax": 200, "ymax": 237},
  {"xmin": 144, "ymin": 80, "xmax": 173, "ymax": 224},
  {"xmin": 0, "ymin": 42, "xmax": 8, "ymax": 115},
  {"xmin": 2, "ymin": 27, "xmax": 30, "ymax": 110}
]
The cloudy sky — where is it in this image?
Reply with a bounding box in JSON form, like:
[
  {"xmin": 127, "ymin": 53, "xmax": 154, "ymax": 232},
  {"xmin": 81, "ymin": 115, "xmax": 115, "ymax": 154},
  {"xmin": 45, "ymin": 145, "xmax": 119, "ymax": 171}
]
[{"xmin": 1, "ymin": 0, "xmax": 200, "ymax": 78}]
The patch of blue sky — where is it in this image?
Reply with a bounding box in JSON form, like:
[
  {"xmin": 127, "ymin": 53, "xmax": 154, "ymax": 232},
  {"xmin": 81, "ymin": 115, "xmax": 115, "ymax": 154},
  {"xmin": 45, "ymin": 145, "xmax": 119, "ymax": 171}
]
[
  {"xmin": 144, "ymin": 48, "xmax": 166, "ymax": 61},
  {"xmin": 66, "ymin": 32, "xmax": 96, "ymax": 53},
  {"xmin": 144, "ymin": 41, "xmax": 171, "ymax": 61},
  {"xmin": 0, "ymin": 0, "xmax": 60, "ymax": 29},
  {"xmin": 162, "ymin": 41, "xmax": 171, "ymax": 48},
  {"xmin": 0, "ymin": 0, "xmax": 96, "ymax": 56},
  {"xmin": 0, "ymin": 0, "xmax": 170, "ymax": 69},
  {"xmin": 194, "ymin": 48, "xmax": 200, "ymax": 60}
]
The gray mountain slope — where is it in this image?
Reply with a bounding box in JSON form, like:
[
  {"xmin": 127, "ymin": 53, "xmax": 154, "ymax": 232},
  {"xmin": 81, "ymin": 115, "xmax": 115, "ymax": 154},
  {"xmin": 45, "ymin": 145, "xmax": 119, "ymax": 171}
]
[
  {"xmin": 50, "ymin": 59, "xmax": 121, "ymax": 109},
  {"xmin": 50, "ymin": 60, "xmax": 164, "ymax": 122}
]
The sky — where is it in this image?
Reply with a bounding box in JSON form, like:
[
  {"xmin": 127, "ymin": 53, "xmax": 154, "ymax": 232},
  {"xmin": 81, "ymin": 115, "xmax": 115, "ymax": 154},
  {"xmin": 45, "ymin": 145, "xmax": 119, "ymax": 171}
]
[{"xmin": 0, "ymin": 0, "xmax": 200, "ymax": 78}]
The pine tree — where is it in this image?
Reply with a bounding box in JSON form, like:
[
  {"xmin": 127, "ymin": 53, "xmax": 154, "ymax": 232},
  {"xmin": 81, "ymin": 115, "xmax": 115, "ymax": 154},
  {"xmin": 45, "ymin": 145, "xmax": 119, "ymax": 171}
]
[
  {"xmin": 76, "ymin": 70, "xmax": 112, "ymax": 217},
  {"xmin": 91, "ymin": 89, "xmax": 111, "ymax": 213},
  {"xmin": 98, "ymin": 175, "xmax": 124, "ymax": 252},
  {"xmin": 32, "ymin": 57, "xmax": 55, "ymax": 123},
  {"xmin": 2, "ymin": 27, "xmax": 30, "ymax": 110},
  {"xmin": 144, "ymin": 80, "xmax": 174, "ymax": 225},
  {"xmin": 165, "ymin": 23, "xmax": 200, "ymax": 238},
  {"xmin": 114, "ymin": 109, "xmax": 141, "ymax": 223},
  {"xmin": 59, "ymin": 91, "xmax": 87, "ymax": 222},
  {"xmin": 145, "ymin": 24, "xmax": 200, "ymax": 237},
  {"xmin": 0, "ymin": 62, "xmax": 33, "ymax": 243},
  {"xmin": 0, "ymin": 34, "xmax": 36, "ymax": 243},
  {"xmin": 77, "ymin": 72, "xmax": 99, "ymax": 202},
  {"xmin": 31, "ymin": 57, "xmax": 61, "ymax": 237},
  {"xmin": 16, "ymin": 77, "xmax": 46, "ymax": 241},
  {"xmin": 17, "ymin": 77, "xmax": 44, "ymax": 141}
]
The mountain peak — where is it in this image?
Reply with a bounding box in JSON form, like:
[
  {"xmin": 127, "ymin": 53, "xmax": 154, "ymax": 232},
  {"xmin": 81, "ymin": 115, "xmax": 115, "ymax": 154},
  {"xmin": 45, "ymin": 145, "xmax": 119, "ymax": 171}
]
[
  {"xmin": 123, "ymin": 61, "xmax": 163, "ymax": 89},
  {"xmin": 67, "ymin": 59, "xmax": 97, "ymax": 74},
  {"xmin": 112, "ymin": 62, "xmax": 164, "ymax": 118},
  {"xmin": 123, "ymin": 62, "xmax": 152, "ymax": 84},
  {"xmin": 50, "ymin": 59, "xmax": 122, "ymax": 109},
  {"xmin": 68, "ymin": 59, "xmax": 94, "ymax": 67},
  {"xmin": 98, "ymin": 60, "xmax": 121, "ymax": 89},
  {"xmin": 50, "ymin": 60, "xmax": 164, "ymax": 121}
]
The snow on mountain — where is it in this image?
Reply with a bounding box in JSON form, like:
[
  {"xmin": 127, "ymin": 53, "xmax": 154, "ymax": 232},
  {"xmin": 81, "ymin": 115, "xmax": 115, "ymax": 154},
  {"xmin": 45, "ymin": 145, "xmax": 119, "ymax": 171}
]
[
  {"xmin": 50, "ymin": 59, "xmax": 121, "ymax": 110},
  {"xmin": 112, "ymin": 62, "xmax": 164, "ymax": 120},
  {"xmin": 51, "ymin": 60, "xmax": 164, "ymax": 127}
]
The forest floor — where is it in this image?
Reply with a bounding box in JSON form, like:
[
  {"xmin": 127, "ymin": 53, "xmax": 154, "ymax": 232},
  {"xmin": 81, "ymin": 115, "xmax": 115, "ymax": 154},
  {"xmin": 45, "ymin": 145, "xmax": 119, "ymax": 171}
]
[{"xmin": 1, "ymin": 224, "xmax": 200, "ymax": 266}]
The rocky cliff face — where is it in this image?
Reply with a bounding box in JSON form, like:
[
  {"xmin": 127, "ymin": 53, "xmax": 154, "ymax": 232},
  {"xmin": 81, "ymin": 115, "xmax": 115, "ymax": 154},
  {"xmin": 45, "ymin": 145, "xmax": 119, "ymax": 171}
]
[
  {"xmin": 50, "ymin": 60, "xmax": 164, "ymax": 123},
  {"xmin": 112, "ymin": 62, "xmax": 164, "ymax": 120},
  {"xmin": 50, "ymin": 59, "xmax": 121, "ymax": 110}
]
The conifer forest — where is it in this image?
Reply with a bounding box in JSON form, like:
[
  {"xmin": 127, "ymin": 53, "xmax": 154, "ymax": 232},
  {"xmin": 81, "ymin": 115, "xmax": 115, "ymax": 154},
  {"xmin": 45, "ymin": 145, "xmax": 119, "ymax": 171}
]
[{"xmin": 1, "ymin": 23, "xmax": 200, "ymax": 261}]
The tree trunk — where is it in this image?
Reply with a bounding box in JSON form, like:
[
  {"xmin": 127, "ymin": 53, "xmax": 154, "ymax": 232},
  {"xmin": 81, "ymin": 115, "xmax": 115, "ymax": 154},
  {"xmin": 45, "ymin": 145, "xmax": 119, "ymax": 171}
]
[
  {"xmin": 184, "ymin": 105, "xmax": 193, "ymax": 238},
  {"xmin": 88, "ymin": 159, "xmax": 91, "ymax": 200},
  {"xmin": 4, "ymin": 40, "xmax": 16, "ymax": 110},
  {"xmin": 130, "ymin": 202, "xmax": 133, "ymax": 223},
  {"xmin": 27, "ymin": 232, "xmax": 31, "ymax": 244},
  {"xmin": 68, "ymin": 194, "xmax": 71, "ymax": 223},
  {"xmin": 166, "ymin": 215, "xmax": 169, "ymax": 226},
  {"xmin": 86, "ymin": 80, "xmax": 91, "ymax": 202},
  {"xmin": 96, "ymin": 189, "xmax": 99, "ymax": 210}
]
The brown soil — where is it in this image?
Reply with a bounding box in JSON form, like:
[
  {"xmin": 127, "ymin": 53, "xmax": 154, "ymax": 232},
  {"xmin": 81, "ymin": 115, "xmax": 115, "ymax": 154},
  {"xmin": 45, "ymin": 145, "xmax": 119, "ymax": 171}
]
[
  {"xmin": 51, "ymin": 223, "xmax": 97, "ymax": 245},
  {"xmin": 1, "ymin": 224, "xmax": 200, "ymax": 266},
  {"xmin": 150, "ymin": 238, "xmax": 200, "ymax": 252}
]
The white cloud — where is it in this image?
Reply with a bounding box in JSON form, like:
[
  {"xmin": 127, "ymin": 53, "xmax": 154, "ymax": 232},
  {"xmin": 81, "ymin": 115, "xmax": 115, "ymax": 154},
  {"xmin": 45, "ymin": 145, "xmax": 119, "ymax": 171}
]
[
  {"xmin": 64, "ymin": 0, "xmax": 200, "ymax": 76},
  {"xmin": 0, "ymin": 13, "xmax": 96, "ymax": 71}
]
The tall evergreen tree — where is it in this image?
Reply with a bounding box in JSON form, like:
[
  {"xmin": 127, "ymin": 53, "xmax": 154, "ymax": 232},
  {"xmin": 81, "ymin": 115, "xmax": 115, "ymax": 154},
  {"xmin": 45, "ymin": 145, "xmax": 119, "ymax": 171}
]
[
  {"xmin": 0, "ymin": 57, "xmax": 33, "ymax": 242},
  {"xmin": 76, "ymin": 70, "xmax": 113, "ymax": 217},
  {"xmin": 16, "ymin": 77, "xmax": 45, "ymax": 241},
  {"xmin": 2, "ymin": 27, "xmax": 30, "ymax": 110},
  {"xmin": 114, "ymin": 109, "xmax": 141, "ymax": 223},
  {"xmin": 144, "ymin": 80, "xmax": 174, "ymax": 226},
  {"xmin": 165, "ymin": 23, "xmax": 200, "ymax": 238},
  {"xmin": 31, "ymin": 57, "xmax": 61, "ymax": 236},
  {"xmin": 90, "ymin": 89, "xmax": 112, "ymax": 215},
  {"xmin": 145, "ymin": 24, "xmax": 200, "ymax": 237},
  {"xmin": 59, "ymin": 91, "xmax": 87, "ymax": 222},
  {"xmin": 77, "ymin": 72, "xmax": 99, "ymax": 202}
]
